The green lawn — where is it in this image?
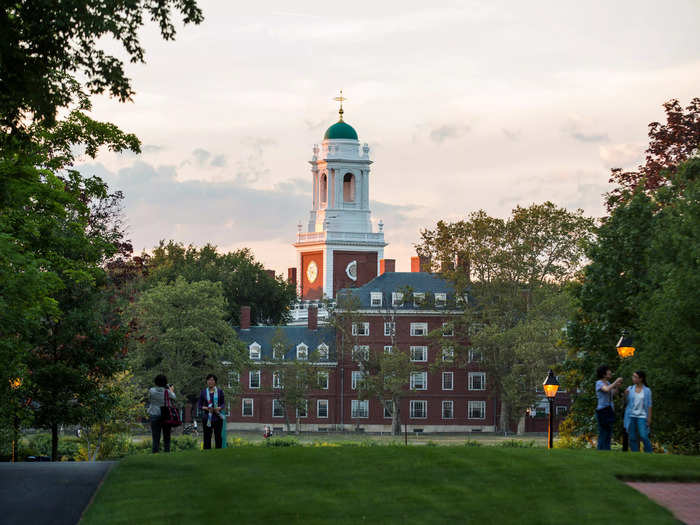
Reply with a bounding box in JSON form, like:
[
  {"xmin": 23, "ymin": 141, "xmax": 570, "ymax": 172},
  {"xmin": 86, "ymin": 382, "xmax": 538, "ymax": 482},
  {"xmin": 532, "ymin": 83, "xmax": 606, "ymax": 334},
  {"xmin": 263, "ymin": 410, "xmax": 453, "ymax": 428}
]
[{"xmin": 82, "ymin": 447, "xmax": 700, "ymax": 525}]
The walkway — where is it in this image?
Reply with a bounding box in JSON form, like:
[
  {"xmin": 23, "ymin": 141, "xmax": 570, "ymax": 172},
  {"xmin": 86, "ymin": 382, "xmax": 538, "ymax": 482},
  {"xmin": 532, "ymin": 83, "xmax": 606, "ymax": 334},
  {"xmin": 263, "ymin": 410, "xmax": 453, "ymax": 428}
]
[
  {"xmin": 626, "ymin": 482, "xmax": 700, "ymax": 525},
  {"xmin": 0, "ymin": 461, "xmax": 114, "ymax": 525}
]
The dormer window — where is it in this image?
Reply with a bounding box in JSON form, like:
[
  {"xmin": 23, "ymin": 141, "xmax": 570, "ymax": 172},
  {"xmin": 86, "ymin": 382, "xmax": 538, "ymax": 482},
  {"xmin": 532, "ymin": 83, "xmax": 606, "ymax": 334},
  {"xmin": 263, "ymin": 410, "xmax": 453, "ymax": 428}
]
[
  {"xmin": 249, "ymin": 342, "xmax": 261, "ymax": 361},
  {"xmin": 296, "ymin": 343, "xmax": 308, "ymax": 360},
  {"xmin": 413, "ymin": 292, "xmax": 425, "ymax": 308},
  {"xmin": 370, "ymin": 292, "xmax": 383, "ymax": 307},
  {"xmin": 392, "ymin": 292, "xmax": 403, "ymax": 307},
  {"xmin": 435, "ymin": 293, "xmax": 447, "ymax": 308},
  {"xmin": 317, "ymin": 343, "xmax": 329, "ymax": 360}
]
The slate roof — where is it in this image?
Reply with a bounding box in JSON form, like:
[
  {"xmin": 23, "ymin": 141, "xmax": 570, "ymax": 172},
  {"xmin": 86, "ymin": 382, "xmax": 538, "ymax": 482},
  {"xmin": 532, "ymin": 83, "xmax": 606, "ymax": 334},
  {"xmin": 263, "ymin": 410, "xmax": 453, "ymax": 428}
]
[
  {"xmin": 337, "ymin": 272, "xmax": 460, "ymax": 310},
  {"xmin": 235, "ymin": 325, "xmax": 337, "ymax": 361}
]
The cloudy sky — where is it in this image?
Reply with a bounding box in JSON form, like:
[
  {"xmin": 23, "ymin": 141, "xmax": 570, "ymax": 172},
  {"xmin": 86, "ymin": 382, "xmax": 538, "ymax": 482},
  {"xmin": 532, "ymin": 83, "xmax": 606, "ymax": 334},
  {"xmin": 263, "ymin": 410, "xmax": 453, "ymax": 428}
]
[{"xmin": 79, "ymin": 0, "xmax": 700, "ymax": 274}]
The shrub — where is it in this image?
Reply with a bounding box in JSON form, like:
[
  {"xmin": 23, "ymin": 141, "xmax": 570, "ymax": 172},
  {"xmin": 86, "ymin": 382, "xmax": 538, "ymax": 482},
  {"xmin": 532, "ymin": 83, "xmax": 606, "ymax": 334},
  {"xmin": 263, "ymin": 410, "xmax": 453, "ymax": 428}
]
[
  {"xmin": 464, "ymin": 440, "xmax": 482, "ymax": 447},
  {"xmin": 265, "ymin": 437, "xmax": 299, "ymax": 447},
  {"xmin": 656, "ymin": 427, "xmax": 700, "ymax": 455},
  {"xmin": 171, "ymin": 435, "xmax": 199, "ymax": 451},
  {"xmin": 494, "ymin": 440, "xmax": 537, "ymax": 448},
  {"xmin": 26, "ymin": 434, "xmax": 80, "ymax": 460},
  {"xmin": 554, "ymin": 435, "xmax": 591, "ymax": 449}
]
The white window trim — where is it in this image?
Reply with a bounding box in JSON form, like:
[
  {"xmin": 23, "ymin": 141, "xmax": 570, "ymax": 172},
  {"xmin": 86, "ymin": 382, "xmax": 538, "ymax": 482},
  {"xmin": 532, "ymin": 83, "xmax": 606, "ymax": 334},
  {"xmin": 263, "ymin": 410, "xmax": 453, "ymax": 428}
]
[
  {"xmin": 435, "ymin": 292, "xmax": 447, "ymax": 307},
  {"xmin": 249, "ymin": 342, "xmax": 261, "ymax": 361},
  {"xmin": 351, "ymin": 370, "xmax": 364, "ymax": 390},
  {"xmin": 383, "ymin": 400, "xmax": 393, "ymax": 419},
  {"xmin": 442, "ymin": 400, "xmax": 454, "ymax": 419},
  {"xmin": 556, "ymin": 405, "xmax": 568, "ymax": 416},
  {"xmin": 352, "ymin": 345, "xmax": 369, "ymax": 361},
  {"xmin": 468, "ymin": 400, "xmax": 486, "ymax": 420},
  {"xmin": 384, "ymin": 345, "xmax": 393, "ymax": 354},
  {"xmin": 249, "ymin": 370, "xmax": 261, "ymax": 389},
  {"xmin": 351, "ymin": 399, "xmax": 369, "ymax": 419},
  {"xmin": 352, "ymin": 322, "xmax": 370, "ymax": 336},
  {"xmin": 410, "ymin": 322, "xmax": 428, "ymax": 336},
  {"xmin": 297, "ymin": 400, "xmax": 308, "ymax": 418},
  {"xmin": 384, "ymin": 322, "xmax": 396, "ymax": 337},
  {"xmin": 410, "ymin": 371, "xmax": 427, "ymax": 390},
  {"xmin": 442, "ymin": 322, "xmax": 454, "ymax": 337},
  {"xmin": 370, "ymin": 292, "xmax": 383, "ymax": 307},
  {"xmin": 272, "ymin": 399, "xmax": 285, "ymax": 418},
  {"xmin": 318, "ymin": 370, "xmax": 329, "ymax": 390},
  {"xmin": 410, "ymin": 346, "xmax": 428, "ymax": 362},
  {"xmin": 469, "ymin": 372, "xmax": 486, "ymax": 391},
  {"xmin": 442, "ymin": 347, "xmax": 454, "ymax": 361},
  {"xmin": 442, "ymin": 371, "xmax": 454, "ymax": 391},
  {"xmin": 413, "ymin": 292, "xmax": 425, "ymax": 307},
  {"xmin": 317, "ymin": 399, "xmax": 329, "ymax": 419},
  {"xmin": 410, "ymin": 400, "xmax": 428, "ymax": 419},
  {"xmin": 296, "ymin": 342, "xmax": 308, "ymax": 360},
  {"xmin": 317, "ymin": 343, "xmax": 329, "ymax": 360},
  {"xmin": 392, "ymin": 292, "xmax": 403, "ymax": 307},
  {"xmin": 242, "ymin": 398, "xmax": 254, "ymax": 417},
  {"xmin": 469, "ymin": 350, "xmax": 482, "ymax": 363}
]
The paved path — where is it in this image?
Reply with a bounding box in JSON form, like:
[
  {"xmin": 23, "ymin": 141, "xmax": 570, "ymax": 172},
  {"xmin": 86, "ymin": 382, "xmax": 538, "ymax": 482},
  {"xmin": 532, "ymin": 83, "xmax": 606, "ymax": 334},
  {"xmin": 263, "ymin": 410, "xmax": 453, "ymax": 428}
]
[
  {"xmin": 0, "ymin": 461, "xmax": 114, "ymax": 525},
  {"xmin": 626, "ymin": 482, "xmax": 700, "ymax": 525}
]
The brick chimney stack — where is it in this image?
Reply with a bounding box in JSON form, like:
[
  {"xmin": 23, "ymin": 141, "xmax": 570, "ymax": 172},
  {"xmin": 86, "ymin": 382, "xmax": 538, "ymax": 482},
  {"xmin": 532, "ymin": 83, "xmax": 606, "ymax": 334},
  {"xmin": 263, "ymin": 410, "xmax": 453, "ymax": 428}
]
[
  {"xmin": 307, "ymin": 305, "xmax": 318, "ymax": 331},
  {"xmin": 380, "ymin": 259, "xmax": 395, "ymax": 274},
  {"xmin": 264, "ymin": 269, "xmax": 276, "ymax": 279},
  {"xmin": 287, "ymin": 267, "xmax": 297, "ymax": 286},
  {"xmin": 240, "ymin": 306, "xmax": 251, "ymax": 330}
]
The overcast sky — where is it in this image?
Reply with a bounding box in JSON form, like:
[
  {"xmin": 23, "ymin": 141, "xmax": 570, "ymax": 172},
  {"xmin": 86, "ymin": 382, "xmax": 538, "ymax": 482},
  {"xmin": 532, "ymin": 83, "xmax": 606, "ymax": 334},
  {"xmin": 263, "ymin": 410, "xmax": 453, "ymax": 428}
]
[{"xmin": 78, "ymin": 0, "xmax": 700, "ymax": 274}]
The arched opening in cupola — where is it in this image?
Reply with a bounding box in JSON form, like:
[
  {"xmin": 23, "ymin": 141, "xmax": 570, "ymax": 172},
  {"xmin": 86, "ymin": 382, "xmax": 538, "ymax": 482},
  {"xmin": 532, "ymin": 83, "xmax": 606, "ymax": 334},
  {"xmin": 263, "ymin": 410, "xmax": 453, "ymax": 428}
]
[
  {"xmin": 343, "ymin": 172, "xmax": 355, "ymax": 202},
  {"xmin": 320, "ymin": 173, "xmax": 327, "ymax": 205}
]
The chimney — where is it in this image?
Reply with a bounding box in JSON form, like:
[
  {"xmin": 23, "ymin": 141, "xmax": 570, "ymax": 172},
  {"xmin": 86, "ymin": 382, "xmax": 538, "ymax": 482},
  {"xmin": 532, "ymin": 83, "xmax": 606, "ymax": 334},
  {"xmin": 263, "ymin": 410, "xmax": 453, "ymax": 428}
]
[
  {"xmin": 380, "ymin": 259, "xmax": 395, "ymax": 274},
  {"xmin": 265, "ymin": 269, "xmax": 276, "ymax": 279},
  {"xmin": 287, "ymin": 267, "xmax": 297, "ymax": 286},
  {"xmin": 240, "ymin": 306, "xmax": 251, "ymax": 330},
  {"xmin": 457, "ymin": 254, "xmax": 471, "ymax": 282},
  {"xmin": 412, "ymin": 255, "xmax": 431, "ymax": 273},
  {"xmin": 308, "ymin": 305, "xmax": 318, "ymax": 331}
]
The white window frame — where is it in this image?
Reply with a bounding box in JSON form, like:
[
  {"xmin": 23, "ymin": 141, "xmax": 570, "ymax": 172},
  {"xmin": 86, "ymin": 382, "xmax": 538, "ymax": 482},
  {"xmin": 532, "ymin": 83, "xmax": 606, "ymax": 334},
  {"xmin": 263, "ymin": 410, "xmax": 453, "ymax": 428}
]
[
  {"xmin": 383, "ymin": 345, "xmax": 393, "ymax": 354},
  {"xmin": 242, "ymin": 398, "xmax": 254, "ymax": 417},
  {"xmin": 317, "ymin": 343, "xmax": 329, "ymax": 360},
  {"xmin": 410, "ymin": 400, "xmax": 427, "ymax": 419},
  {"xmin": 351, "ymin": 370, "xmax": 364, "ymax": 390},
  {"xmin": 297, "ymin": 400, "xmax": 308, "ymax": 418},
  {"xmin": 556, "ymin": 405, "xmax": 568, "ymax": 417},
  {"xmin": 317, "ymin": 399, "xmax": 329, "ymax": 418},
  {"xmin": 413, "ymin": 292, "xmax": 425, "ymax": 307},
  {"xmin": 410, "ymin": 322, "xmax": 428, "ymax": 336},
  {"xmin": 410, "ymin": 346, "xmax": 428, "ymax": 362},
  {"xmin": 249, "ymin": 370, "xmax": 261, "ymax": 389},
  {"xmin": 442, "ymin": 322, "xmax": 454, "ymax": 336},
  {"xmin": 296, "ymin": 342, "xmax": 308, "ymax": 360},
  {"xmin": 442, "ymin": 371, "xmax": 454, "ymax": 390},
  {"xmin": 249, "ymin": 342, "xmax": 261, "ymax": 361},
  {"xmin": 469, "ymin": 350, "xmax": 483, "ymax": 363},
  {"xmin": 442, "ymin": 400, "xmax": 454, "ymax": 419},
  {"xmin": 435, "ymin": 293, "xmax": 447, "ymax": 307},
  {"xmin": 318, "ymin": 370, "xmax": 329, "ymax": 390},
  {"xmin": 352, "ymin": 345, "xmax": 369, "ymax": 361},
  {"xmin": 370, "ymin": 292, "xmax": 383, "ymax": 307},
  {"xmin": 384, "ymin": 322, "xmax": 396, "ymax": 337},
  {"xmin": 272, "ymin": 399, "xmax": 285, "ymax": 418},
  {"xmin": 351, "ymin": 399, "xmax": 369, "ymax": 418},
  {"xmin": 228, "ymin": 371, "xmax": 240, "ymax": 388},
  {"xmin": 469, "ymin": 372, "xmax": 486, "ymax": 391},
  {"xmin": 272, "ymin": 371, "xmax": 282, "ymax": 389},
  {"xmin": 352, "ymin": 322, "xmax": 370, "ymax": 336},
  {"xmin": 392, "ymin": 292, "xmax": 403, "ymax": 307},
  {"xmin": 468, "ymin": 400, "xmax": 486, "ymax": 420},
  {"xmin": 442, "ymin": 347, "xmax": 454, "ymax": 361},
  {"xmin": 383, "ymin": 400, "xmax": 393, "ymax": 419},
  {"xmin": 410, "ymin": 371, "xmax": 427, "ymax": 390}
]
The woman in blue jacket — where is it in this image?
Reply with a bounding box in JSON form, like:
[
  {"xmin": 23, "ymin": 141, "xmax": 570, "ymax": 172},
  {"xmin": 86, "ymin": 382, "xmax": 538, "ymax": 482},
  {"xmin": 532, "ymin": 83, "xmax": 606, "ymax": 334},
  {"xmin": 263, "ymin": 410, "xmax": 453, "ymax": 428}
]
[{"xmin": 624, "ymin": 371, "xmax": 653, "ymax": 453}]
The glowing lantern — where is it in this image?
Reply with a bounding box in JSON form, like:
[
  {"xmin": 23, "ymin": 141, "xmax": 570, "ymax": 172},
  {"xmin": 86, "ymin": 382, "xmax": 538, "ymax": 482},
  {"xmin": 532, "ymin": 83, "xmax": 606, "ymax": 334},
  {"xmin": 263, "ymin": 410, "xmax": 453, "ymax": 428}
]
[
  {"xmin": 10, "ymin": 377, "xmax": 22, "ymax": 390},
  {"xmin": 616, "ymin": 332, "xmax": 636, "ymax": 359},
  {"xmin": 542, "ymin": 370, "xmax": 559, "ymax": 399}
]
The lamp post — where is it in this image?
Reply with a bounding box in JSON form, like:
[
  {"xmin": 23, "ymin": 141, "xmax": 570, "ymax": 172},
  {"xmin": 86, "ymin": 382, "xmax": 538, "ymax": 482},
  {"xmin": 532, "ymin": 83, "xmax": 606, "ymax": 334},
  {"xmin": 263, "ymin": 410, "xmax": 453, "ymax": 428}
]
[
  {"xmin": 543, "ymin": 370, "xmax": 559, "ymax": 449},
  {"xmin": 10, "ymin": 378, "xmax": 22, "ymax": 463},
  {"xmin": 616, "ymin": 331, "xmax": 636, "ymax": 451}
]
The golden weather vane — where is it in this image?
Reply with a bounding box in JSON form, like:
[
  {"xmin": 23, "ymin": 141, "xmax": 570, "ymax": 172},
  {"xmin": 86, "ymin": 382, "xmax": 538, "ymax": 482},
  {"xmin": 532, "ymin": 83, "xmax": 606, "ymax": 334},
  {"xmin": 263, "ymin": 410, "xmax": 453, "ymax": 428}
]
[{"xmin": 333, "ymin": 89, "xmax": 346, "ymax": 121}]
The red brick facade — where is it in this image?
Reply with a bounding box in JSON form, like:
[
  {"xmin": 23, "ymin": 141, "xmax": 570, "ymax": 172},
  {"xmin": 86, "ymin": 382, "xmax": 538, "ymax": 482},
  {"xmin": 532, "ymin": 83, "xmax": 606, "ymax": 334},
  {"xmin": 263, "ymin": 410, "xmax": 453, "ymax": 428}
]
[
  {"xmin": 301, "ymin": 251, "xmax": 323, "ymax": 300},
  {"xmin": 332, "ymin": 250, "xmax": 378, "ymax": 294}
]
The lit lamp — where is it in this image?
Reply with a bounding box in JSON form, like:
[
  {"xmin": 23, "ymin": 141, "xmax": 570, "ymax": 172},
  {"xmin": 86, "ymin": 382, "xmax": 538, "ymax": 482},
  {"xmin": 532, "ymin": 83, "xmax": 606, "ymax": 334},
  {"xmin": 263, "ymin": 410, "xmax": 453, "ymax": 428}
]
[
  {"xmin": 9, "ymin": 378, "xmax": 22, "ymax": 463},
  {"xmin": 616, "ymin": 332, "xmax": 635, "ymax": 359},
  {"xmin": 543, "ymin": 370, "xmax": 559, "ymax": 449}
]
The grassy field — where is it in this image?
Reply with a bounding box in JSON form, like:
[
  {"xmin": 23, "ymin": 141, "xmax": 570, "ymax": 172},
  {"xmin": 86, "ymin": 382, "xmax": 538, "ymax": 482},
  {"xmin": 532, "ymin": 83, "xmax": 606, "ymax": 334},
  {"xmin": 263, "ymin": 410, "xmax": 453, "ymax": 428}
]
[{"xmin": 82, "ymin": 446, "xmax": 700, "ymax": 525}]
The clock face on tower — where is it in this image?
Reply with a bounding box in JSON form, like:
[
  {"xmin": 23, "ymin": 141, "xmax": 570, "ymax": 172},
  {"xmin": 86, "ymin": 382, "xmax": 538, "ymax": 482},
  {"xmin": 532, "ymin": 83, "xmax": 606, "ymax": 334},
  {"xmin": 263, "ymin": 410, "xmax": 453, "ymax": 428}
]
[{"xmin": 306, "ymin": 261, "xmax": 318, "ymax": 283}]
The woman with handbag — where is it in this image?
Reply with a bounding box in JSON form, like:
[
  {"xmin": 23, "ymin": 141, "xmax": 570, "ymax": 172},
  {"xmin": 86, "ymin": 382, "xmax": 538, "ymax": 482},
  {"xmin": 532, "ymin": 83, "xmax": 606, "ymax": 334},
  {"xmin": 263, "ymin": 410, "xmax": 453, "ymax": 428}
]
[
  {"xmin": 595, "ymin": 365, "xmax": 623, "ymax": 450},
  {"xmin": 197, "ymin": 373, "xmax": 226, "ymax": 449},
  {"xmin": 147, "ymin": 374, "xmax": 176, "ymax": 453}
]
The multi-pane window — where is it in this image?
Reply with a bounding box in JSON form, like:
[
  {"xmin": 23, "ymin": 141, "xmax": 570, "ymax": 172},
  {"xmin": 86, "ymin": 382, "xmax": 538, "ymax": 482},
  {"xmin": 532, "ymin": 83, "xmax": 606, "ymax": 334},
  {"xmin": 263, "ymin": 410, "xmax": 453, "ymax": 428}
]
[
  {"xmin": 442, "ymin": 371, "xmax": 454, "ymax": 390},
  {"xmin": 383, "ymin": 400, "xmax": 393, "ymax": 418},
  {"xmin": 410, "ymin": 400, "xmax": 427, "ymax": 419},
  {"xmin": 273, "ymin": 345, "xmax": 285, "ymax": 360},
  {"xmin": 410, "ymin": 346, "xmax": 428, "ymax": 362},
  {"xmin": 410, "ymin": 322, "xmax": 428, "ymax": 336},
  {"xmin": 410, "ymin": 371, "xmax": 427, "ymax": 390},
  {"xmin": 352, "ymin": 322, "xmax": 370, "ymax": 336},
  {"xmin": 249, "ymin": 370, "xmax": 261, "ymax": 389},
  {"xmin": 413, "ymin": 292, "xmax": 425, "ymax": 307},
  {"xmin": 392, "ymin": 292, "xmax": 403, "ymax": 307},
  {"xmin": 556, "ymin": 405, "xmax": 568, "ymax": 417},
  {"xmin": 249, "ymin": 343, "xmax": 261, "ymax": 360},
  {"xmin": 272, "ymin": 371, "xmax": 282, "ymax": 389},
  {"xmin": 435, "ymin": 293, "xmax": 447, "ymax": 307},
  {"xmin": 351, "ymin": 399, "xmax": 369, "ymax": 418},
  {"xmin": 384, "ymin": 322, "xmax": 396, "ymax": 336},
  {"xmin": 317, "ymin": 399, "xmax": 329, "ymax": 418},
  {"xmin": 296, "ymin": 343, "xmax": 308, "ymax": 360},
  {"xmin": 370, "ymin": 292, "xmax": 383, "ymax": 307},
  {"xmin": 352, "ymin": 345, "xmax": 369, "ymax": 361},
  {"xmin": 351, "ymin": 370, "xmax": 364, "ymax": 390},
  {"xmin": 442, "ymin": 400, "xmax": 454, "ymax": 419},
  {"xmin": 317, "ymin": 343, "xmax": 329, "ymax": 360},
  {"xmin": 297, "ymin": 400, "xmax": 308, "ymax": 418},
  {"xmin": 242, "ymin": 398, "xmax": 253, "ymax": 417},
  {"xmin": 468, "ymin": 400, "xmax": 486, "ymax": 419},
  {"xmin": 469, "ymin": 350, "xmax": 483, "ymax": 363},
  {"xmin": 442, "ymin": 347, "xmax": 454, "ymax": 361},
  {"xmin": 442, "ymin": 322, "xmax": 454, "ymax": 336},
  {"xmin": 272, "ymin": 399, "xmax": 285, "ymax": 418},
  {"xmin": 228, "ymin": 371, "xmax": 240, "ymax": 388},
  {"xmin": 469, "ymin": 372, "xmax": 486, "ymax": 391},
  {"xmin": 384, "ymin": 345, "xmax": 393, "ymax": 354},
  {"xmin": 318, "ymin": 370, "xmax": 329, "ymax": 390}
]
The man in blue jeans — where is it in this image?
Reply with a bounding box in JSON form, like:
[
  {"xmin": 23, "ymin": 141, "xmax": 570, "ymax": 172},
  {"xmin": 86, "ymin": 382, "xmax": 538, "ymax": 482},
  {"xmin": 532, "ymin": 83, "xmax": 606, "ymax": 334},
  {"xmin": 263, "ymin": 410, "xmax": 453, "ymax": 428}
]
[{"xmin": 595, "ymin": 365, "xmax": 623, "ymax": 450}]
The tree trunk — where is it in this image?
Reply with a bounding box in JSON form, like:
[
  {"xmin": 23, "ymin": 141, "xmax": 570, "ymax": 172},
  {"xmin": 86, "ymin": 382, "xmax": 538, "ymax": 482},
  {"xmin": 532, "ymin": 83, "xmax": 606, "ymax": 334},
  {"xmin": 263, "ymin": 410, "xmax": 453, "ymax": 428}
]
[
  {"xmin": 391, "ymin": 397, "xmax": 401, "ymax": 436},
  {"xmin": 295, "ymin": 417, "xmax": 300, "ymax": 435},
  {"xmin": 51, "ymin": 423, "xmax": 59, "ymax": 462},
  {"xmin": 517, "ymin": 415, "xmax": 525, "ymax": 435},
  {"xmin": 284, "ymin": 411, "xmax": 291, "ymax": 433},
  {"xmin": 499, "ymin": 399, "xmax": 508, "ymax": 435}
]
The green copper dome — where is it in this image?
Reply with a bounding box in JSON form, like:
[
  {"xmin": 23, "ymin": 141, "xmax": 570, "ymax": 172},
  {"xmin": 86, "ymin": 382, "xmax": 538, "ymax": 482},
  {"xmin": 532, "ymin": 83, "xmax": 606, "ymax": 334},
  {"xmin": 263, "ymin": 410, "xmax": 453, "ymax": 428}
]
[{"xmin": 324, "ymin": 120, "xmax": 358, "ymax": 140}]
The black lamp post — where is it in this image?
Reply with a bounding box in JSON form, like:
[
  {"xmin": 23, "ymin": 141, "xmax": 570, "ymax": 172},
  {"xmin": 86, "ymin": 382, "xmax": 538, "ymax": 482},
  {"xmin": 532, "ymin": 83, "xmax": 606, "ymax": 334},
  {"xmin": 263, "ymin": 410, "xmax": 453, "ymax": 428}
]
[
  {"xmin": 543, "ymin": 370, "xmax": 559, "ymax": 449},
  {"xmin": 616, "ymin": 331, "xmax": 636, "ymax": 451}
]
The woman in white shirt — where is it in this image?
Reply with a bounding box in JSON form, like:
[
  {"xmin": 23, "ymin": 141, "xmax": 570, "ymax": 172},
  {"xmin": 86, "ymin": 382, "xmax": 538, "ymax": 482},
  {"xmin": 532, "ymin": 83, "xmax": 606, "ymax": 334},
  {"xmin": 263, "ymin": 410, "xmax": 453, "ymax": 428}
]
[
  {"xmin": 148, "ymin": 374, "xmax": 176, "ymax": 453},
  {"xmin": 623, "ymin": 371, "xmax": 653, "ymax": 453}
]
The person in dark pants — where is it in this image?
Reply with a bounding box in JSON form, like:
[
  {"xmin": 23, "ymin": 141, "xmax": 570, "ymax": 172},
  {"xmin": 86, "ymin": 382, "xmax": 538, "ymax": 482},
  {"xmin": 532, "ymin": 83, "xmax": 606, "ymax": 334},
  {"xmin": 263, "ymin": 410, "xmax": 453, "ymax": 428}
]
[
  {"xmin": 595, "ymin": 365, "xmax": 623, "ymax": 450},
  {"xmin": 198, "ymin": 374, "xmax": 226, "ymax": 449},
  {"xmin": 147, "ymin": 374, "xmax": 176, "ymax": 453}
]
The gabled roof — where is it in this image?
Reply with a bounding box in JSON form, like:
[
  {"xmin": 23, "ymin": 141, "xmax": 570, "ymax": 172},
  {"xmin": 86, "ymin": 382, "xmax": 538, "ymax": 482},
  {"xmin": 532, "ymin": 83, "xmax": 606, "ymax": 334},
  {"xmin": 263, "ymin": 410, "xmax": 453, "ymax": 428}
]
[{"xmin": 235, "ymin": 325, "xmax": 336, "ymax": 361}]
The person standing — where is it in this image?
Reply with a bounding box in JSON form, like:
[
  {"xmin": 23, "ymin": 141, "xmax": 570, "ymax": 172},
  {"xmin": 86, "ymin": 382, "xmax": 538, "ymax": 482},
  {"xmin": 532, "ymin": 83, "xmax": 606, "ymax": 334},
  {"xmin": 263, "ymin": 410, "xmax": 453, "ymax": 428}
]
[
  {"xmin": 595, "ymin": 365, "xmax": 623, "ymax": 450},
  {"xmin": 198, "ymin": 374, "xmax": 226, "ymax": 449},
  {"xmin": 624, "ymin": 371, "xmax": 653, "ymax": 453},
  {"xmin": 148, "ymin": 374, "xmax": 176, "ymax": 453}
]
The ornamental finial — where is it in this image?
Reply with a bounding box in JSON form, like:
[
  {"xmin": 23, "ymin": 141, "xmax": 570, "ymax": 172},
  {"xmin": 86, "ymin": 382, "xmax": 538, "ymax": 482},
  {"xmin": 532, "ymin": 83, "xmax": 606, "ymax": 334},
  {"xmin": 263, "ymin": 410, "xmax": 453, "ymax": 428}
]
[{"xmin": 333, "ymin": 89, "xmax": 346, "ymax": 121}]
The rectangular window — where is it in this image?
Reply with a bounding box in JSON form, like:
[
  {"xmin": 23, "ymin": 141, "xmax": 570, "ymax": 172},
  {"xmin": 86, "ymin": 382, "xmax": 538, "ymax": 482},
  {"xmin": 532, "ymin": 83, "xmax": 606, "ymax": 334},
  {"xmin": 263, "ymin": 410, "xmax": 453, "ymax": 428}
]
[
  {"xmin": 468, "ymin": 400, "xmax": 486, "ymax": 420},
  {"xmin": 242, "ymin": 398, "xmax": 253, "ymax": 417},
  {"xmin": 442, "ymin": 371, "xmax": 454, "ymax": 390},
  {"xmin": 249, "ymin": 345, "xmax": 261, "ymax": 360},
  {"xmin": 351, "ymin": 370, "xmax": 364, "ymax": 390},
  {"xmin": 249, "ymin": 370, "xmax": 261, "ymax": 389},
  {"xmin": 383, "ymin": 400, "xmax": 393, "ymax": 418},
  {"xmin": 317, "ymin": 399, "xmax": 329, "ymax": 418},
  {"xmin": 556, "ymin": 405, "xmax": 568, "ymax": 417},
  {"xmin": 297, "ymin": 400, "xmax": 308, "ymax": 418},
  {"xmin": 410, "ymin": 346, "xmax": 428, "ymax": 362},
  {"xmin": 352, "ymin": 322, "xmax": 370, "ymax": 336},
  {"xmin": 384, "ymin": 322, "xmax": 396, "ymax": 336},
  {"xmin": 318, "ymin": 370, "xmax": 329, "ymax": 390},
  {"xmin": 468, "ymin": 372, "xmax": 486, "ymax": 391},
  {"xmin": 442, "ymin": 322, "xmax": 454, "ymax": 336},
  {"xmin": 435, "ymin": 293, "xmax": 447, "ymax": 307},
  {"xmin": 351, "ymin": 399, "xmax": 369, "ymax": 418},
  {"xmin": 228, "ymin": 371, "xmax": 240, "ymax": 388},
  {"xmin": 392, "ymin": 292, "xmax": 403, "ymax": 307},
  {"xmin": 410, "ymin": 322, "xmax": 428, "ymax": 336},
  {"xmin": 352, "ymin": 345, "xmax": 369, "ymax": 361},
  {"xmin": 410, "ymin": 371, "xmax": 427, "ymax": 390},
  {"xmin": 442, "ymin": 347, "xmax": 454, "ymax": 361},
  {"xmin": 384, "ymin": 345, "xmax": 393, "ymax": 354},
  {"xmin": 469, "ymin": 350, "xmax": 483, "ymax": 363},
  {"xmin": 442, "ymin": 400, "xmax": 454, "ymax": 419},
  {"xmin": 272, "ymin": 399, "xmax": 285, "ymax": 418},
  {"xmin": 370, "ymin": 292, "xmax": 383, "ymax": 307},
  {"xmin": 272, "ymin": 371, "xmax": 282, "ymax": 389},
  {"xmin": 413, "ymin": 292, "xmax": 425, "ymax": 307},
  {"xmin": 410, "ymin": 400, "xmax": 427, "ymax": 419}
]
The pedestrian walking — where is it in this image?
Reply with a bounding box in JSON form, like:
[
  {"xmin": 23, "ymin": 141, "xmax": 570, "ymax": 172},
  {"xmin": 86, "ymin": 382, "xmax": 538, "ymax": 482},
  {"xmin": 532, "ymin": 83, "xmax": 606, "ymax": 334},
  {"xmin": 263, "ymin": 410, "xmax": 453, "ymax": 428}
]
[
  {"xmin": 198, "ymin": 373, "xmax": 226, "ymax": 449},
  {"xmin": 595, "ymin": 365, "xmax": 623, "ymax": 450},
  {"xmin": 624, "ymin": 371, "xmax": 653, "ymax": 453}
]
